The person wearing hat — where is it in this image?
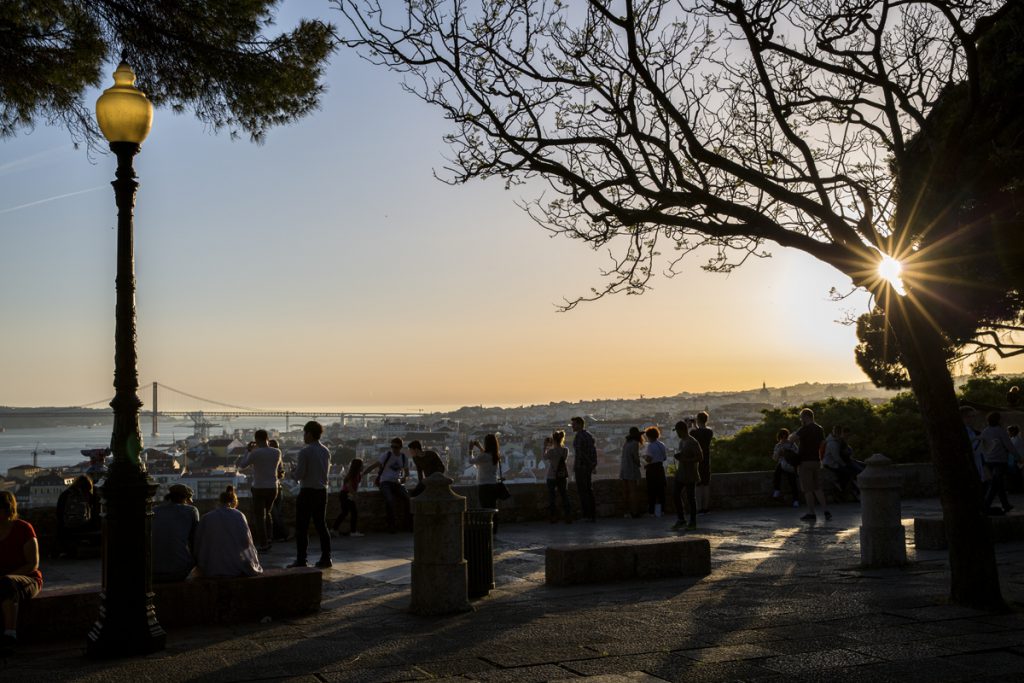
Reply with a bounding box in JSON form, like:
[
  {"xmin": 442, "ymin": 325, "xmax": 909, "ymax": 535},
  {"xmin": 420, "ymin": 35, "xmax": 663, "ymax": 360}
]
[{"xmin": 152, "ymin": 483, "xmax": 200, "ymax": 582}]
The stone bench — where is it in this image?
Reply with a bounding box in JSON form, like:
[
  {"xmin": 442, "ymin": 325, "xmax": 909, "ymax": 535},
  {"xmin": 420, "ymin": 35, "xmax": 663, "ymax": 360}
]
[
  {"xmin": 545, "ymin": 537, "xmax": 711, "ymax": 586},
  {"xmin": 913, "ymin": 514, "xmax": 1024, "ymax": 551},
  {"xmin": 17, "ymin": 567, "xmax": 322, "ymax": 643}
]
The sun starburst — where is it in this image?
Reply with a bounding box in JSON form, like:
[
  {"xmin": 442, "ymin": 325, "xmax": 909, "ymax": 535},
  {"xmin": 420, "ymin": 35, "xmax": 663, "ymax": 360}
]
[{"xmin": 877, "ymin": 253, "xmax": 906, "ymax": 296}]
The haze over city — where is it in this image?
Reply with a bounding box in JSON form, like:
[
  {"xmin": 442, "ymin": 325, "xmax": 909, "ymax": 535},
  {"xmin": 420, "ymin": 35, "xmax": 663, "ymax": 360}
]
[{"xmin": 3, "ymin": 2, "xmax": 1023, "ymax": 412}]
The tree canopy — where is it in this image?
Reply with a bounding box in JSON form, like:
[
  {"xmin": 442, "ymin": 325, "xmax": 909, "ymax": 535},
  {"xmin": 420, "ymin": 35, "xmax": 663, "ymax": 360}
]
[
  {"xmin": 341, "ymin": 1, "xmax": 1019, "ymax": 303},
  {"xmin": 1, "ymin": 0, "xmax": 337, "ymax": 146},
  {"xmin": 340, "ymin": 0, "xmax": 1022, "ymax": 607},
  {"xmin": 855, "ymin": 4, "xmax": 1024, "ymax": 386}
]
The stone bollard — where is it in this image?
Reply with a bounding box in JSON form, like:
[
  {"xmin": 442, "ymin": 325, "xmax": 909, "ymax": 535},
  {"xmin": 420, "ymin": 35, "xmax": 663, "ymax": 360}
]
[
  {"xmin": 409, "ymin": 472, "xmax": 472, "ymax": 615},
  {"xmin": 858, "ymin": 453, "xmax": 907, "ymax": 567}
]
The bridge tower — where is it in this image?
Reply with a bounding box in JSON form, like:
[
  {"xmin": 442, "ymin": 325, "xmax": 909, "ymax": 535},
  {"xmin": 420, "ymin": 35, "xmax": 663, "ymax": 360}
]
[{"xmin": 152, "ymin": 381, "xmax": 159, "ymax": 437}]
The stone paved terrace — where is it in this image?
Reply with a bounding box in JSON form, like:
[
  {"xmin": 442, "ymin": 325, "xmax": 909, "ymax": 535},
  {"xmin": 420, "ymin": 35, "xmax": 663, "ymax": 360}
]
[{"xmin": 3, "ymin": 495, "xmax": 1024, "ymax": 682}]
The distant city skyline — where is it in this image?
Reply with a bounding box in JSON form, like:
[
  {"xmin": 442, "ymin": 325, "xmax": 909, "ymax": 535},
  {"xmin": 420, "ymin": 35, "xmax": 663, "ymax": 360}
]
[{"xmin": 4, "ymin": 2, "xmax": 1024, "ymax": 410}]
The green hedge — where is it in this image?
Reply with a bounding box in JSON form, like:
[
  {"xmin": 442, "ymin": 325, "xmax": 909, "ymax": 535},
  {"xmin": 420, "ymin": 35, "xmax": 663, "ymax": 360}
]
[
  {"xmin": 711, "ymin": 375, "xmax": 1024, "ymax": 473},
  {"xmin": 712, "ymin": 395, "xmax": 924, "ymax": 473}
]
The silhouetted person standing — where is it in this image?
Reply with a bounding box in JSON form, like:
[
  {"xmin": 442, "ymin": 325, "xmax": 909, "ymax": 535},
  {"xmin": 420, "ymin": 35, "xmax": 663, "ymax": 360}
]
[
  {"xmin": 980, "ymin": 411, "xmax": 1016, "ymax": 515},
  {"xmin": 791, "ymin": 408, "xmax": 831, "ymax": 523},
  {"xmin": 672, "ymin": 421, "xmax": 702, "ymax": 531},
  {"xmin": 237, "ymin": 429, "xmax": 282, "ymax": 552},
  {"xmin": 571, "ymin": 416, "xmax": 598, "ymax": 522},
  {"xmin": 690, "ymin": 411, "xmax": 714, "ymax": 514},
  {"xmin": 289, "ymin": 421, "xmax": 332, "ymax": 569},
  {"xmin": 643, "ymin": 426, "xmax": 668, "ymax": 517},
  {"xmin": 268, "ymin": 439, "xmax": 289, "ymax": 542}
]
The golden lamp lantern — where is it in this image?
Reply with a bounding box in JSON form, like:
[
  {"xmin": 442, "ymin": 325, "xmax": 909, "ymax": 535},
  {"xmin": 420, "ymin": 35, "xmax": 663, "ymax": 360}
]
[{"xmin": 95, "ymin": 60, "xmax": 153, "ymax": 145}]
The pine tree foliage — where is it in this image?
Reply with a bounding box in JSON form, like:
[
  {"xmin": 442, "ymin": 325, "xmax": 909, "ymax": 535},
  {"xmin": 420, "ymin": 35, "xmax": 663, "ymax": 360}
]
[{"xmin": 0, "ymin": 0, "xmax": 337, "ymax": 146}]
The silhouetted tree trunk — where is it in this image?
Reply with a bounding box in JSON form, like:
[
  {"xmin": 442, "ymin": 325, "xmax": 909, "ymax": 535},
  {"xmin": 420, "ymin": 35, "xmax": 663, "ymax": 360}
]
[{"xmin": 887, "ymin": 302, "xmax": 1003, "ymax": 608}]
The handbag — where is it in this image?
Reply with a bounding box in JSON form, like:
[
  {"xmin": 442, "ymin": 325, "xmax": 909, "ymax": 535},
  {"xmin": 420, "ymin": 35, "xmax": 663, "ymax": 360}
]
[
  {"xmin": 555, "ymin": 449, "xmax": 569, "ymax": 480},
  {"xmin": 495, "ymin": 459, "xmax": 512, "ymax": 500}
]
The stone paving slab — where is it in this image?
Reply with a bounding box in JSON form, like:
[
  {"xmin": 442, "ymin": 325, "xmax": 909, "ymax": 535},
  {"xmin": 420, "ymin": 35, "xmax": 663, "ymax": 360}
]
[
  {"xmin": 550, "ymin": 673, "xmax": 668, "ymax": 683},
  {"xmin": 3, "ymin": 497, "xmax": 1024, "ymax": 682}
]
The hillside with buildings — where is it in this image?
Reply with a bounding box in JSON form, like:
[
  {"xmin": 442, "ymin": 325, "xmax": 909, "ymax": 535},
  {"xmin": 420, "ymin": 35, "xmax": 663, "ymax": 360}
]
[{"xmin": 1, "ymin": 379, "xmax": 901, "ymax": 506}]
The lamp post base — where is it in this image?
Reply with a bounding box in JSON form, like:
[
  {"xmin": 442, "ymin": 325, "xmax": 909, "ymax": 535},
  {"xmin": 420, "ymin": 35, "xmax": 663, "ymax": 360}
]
[
  {"xmin": 85, "ymin": 595, "xmax": 166, "ymax": 658},
  {"xmin": 85, "ymin": 464, "xmax": 166, "ymax": 658}
]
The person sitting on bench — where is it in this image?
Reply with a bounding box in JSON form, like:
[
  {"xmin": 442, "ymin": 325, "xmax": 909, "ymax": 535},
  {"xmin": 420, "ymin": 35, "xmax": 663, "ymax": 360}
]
[
  {"xmin": 55, "ymin": 475, "xmax": 100, "ymax": 558},
  {"xmin": 0, "ymin": 492, "xmax": 42, "ymax": 655}
]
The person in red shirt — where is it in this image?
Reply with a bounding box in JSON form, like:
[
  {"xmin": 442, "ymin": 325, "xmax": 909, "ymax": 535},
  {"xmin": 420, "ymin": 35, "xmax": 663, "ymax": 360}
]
[{"xmin": 0, "ymin": 491, "xmax": 42, "ymax": 653}]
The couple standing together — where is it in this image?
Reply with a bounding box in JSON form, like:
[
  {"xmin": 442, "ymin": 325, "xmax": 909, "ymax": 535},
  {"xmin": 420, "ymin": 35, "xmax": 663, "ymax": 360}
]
[
  {"xmin": 239, "ymin": 421, "xmax": 334, "ymax": 569},
  {"xmin": 542, "ymin": 416, "xmax": 598, "ymax": 523}
]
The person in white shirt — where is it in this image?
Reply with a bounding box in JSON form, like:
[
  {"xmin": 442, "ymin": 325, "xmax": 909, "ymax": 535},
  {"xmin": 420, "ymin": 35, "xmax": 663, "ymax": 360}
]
[
  {"xmin": 237, "ymin": 429, "xmax": 282, "ymax": 552},
  {"xmin": 288, "ymin": 421, "xmax": 332, "ymax": 569},
  {"xmin": 362, "ymin": 437, "xmax": 411, "ymax": 533},
  {"xmin": 468, "ymin": 433, "xmax": 502, "ymax": 533},
  {"xmin": 980, "ymin": 411, "xmax": 1015, "ymax": 515}
]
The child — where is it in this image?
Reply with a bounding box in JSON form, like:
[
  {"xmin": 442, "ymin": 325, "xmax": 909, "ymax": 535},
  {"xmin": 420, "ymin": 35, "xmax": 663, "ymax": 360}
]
[{"xmin": 332, "ymin": 458, "xmax": 364, "ymax": 537}]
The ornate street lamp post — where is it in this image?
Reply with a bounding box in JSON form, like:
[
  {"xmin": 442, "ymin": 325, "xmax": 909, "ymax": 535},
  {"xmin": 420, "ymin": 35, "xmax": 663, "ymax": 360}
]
[{"xmin": 86, "ymin": 56, "xmax": 166, "ymax": 658}]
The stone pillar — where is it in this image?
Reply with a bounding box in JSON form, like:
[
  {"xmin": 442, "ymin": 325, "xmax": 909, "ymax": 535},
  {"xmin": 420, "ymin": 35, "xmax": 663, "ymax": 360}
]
[
  {"xmin": 858, "ymin": 454, "xmax": 907, "ymax": 567},
  {"xmin": 409, "ymin": 472, "xmax": 472, "ymax": 615}
]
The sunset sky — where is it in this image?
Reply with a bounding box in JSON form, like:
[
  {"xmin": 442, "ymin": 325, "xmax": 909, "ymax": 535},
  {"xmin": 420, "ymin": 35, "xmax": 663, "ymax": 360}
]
[{"xmin": 3, "ymin": 4, "xmax": 1021, "ymax": 412}]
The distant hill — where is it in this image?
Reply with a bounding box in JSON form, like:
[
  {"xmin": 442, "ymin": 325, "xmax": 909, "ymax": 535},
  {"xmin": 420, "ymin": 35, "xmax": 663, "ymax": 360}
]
[
  {"xmin": 443, "ymin": 379, "xmax": 907, "ymax": 423},
  {"xmin": 0, "ymin": 407, "xmax": 110, "ymax": 429}
]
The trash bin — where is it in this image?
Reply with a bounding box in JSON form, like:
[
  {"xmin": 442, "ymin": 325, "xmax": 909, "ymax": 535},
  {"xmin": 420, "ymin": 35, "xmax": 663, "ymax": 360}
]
[{"xmin": 464, "ymin": 508, "xmax": 496, "ymax": 598}]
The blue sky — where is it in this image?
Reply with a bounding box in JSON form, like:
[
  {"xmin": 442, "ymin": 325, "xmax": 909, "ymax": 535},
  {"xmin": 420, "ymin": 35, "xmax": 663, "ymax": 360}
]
[{"xmin": 3, "ymin": 3, "xmax": 1010, "ymax": 411}]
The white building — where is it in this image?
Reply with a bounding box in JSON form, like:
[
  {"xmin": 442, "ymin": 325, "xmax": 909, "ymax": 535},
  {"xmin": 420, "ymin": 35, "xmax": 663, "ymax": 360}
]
[
  {"xmin": 180, "ymin": 470, "xmax": 250, "ymax": 501},
  {"xmin": 28, "ymin": 472, "xmax": 76, "ymax": 509}
]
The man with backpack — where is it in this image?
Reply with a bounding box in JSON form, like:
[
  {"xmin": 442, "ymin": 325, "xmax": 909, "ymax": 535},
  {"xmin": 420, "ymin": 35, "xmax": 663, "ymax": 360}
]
[{"xmin": 363, "ymin": 437, "xmax": 411, "ymax": 532}]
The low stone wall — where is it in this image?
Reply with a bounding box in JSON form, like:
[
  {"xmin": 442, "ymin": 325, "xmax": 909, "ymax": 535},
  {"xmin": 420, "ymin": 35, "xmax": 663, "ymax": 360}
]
[
  {"xmin": 914, "ymin": 513, "xmax": 1024, "ymax": 550},
  {"xmin": 22, "ymin": 463, "xmax": 938, "ymax": 537},
  {"xmin": 441, "ymin": 462, "xmax": 936, "ymax": 528},
  {"xmin": 17, "ymin": 567, "xmax": 322, "ymax": 643}
]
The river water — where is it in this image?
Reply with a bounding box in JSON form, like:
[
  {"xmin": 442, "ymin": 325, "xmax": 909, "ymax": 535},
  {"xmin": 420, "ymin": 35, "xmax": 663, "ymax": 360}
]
[{"xmin": 0, "ymin": 416, "xmax": 299, "ymax": 477}]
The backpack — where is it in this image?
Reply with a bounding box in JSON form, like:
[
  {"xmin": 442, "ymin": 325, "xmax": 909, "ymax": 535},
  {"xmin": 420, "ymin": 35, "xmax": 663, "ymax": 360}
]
[{"xmin": 63, "ymin": 489, "xmax": 92, "ymax": 528}]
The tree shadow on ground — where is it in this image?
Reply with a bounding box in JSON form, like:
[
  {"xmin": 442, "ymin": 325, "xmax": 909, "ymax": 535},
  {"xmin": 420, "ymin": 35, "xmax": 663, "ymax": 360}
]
[{"xmin": 10, "ymin": 501, "xmax": 1023, "ymax": 682}]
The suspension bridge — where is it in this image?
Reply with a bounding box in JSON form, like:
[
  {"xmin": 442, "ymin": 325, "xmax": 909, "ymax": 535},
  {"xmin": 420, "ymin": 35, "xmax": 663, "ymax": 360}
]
[{"xmin": 0, "ymin": 382, "xmax": 434, "ymax": 437}]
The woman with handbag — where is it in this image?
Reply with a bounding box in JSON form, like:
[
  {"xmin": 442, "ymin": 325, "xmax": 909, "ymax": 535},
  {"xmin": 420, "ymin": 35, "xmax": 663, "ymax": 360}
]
[
  {"xmin": 544, "ymin": 431, "xmax": 573, "ymax": 523},
  {"xmin": 469, "ymin": 433, "xmax": 503, "ymax": 533}
]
